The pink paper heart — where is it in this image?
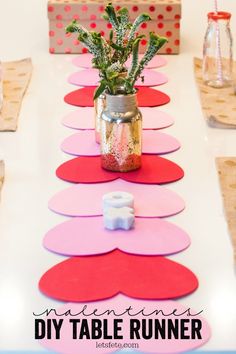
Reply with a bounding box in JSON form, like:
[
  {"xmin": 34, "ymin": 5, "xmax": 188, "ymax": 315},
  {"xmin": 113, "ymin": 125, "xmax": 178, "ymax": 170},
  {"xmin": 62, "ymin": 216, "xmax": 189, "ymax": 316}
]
[
  {"xmin": 39, "ymin": 250, "xmax": 198, "ymax": 302},
  {"xmin": 68, "ymin": 68, "xmax": 168, "ymax": 87},
  {"xmin": 56, "ymin": 155, "xmax": 184, "ymax": 185},
  {"xmin": 48, "ymin": 180, "xmax": 185, "ymax": 218},
  {"xmin": 43, "ymin": 216, "xmax": 191, "ymax": 256},
  {"xmin": 64, "ymin": 87, "xmax": 170, "ymax": 107},
  {"xmin": 61, "ymin": 130, "xmax": 180, "ymax": 156},
  {"xmin": 62, "ymin": 107, "xmax": 174, "ymax": 131}
]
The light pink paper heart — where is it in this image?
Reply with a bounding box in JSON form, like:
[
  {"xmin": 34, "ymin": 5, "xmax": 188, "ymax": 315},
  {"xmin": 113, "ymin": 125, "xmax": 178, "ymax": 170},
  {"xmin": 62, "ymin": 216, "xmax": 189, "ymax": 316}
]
[
  {"xmin": 39, "ymin": 295, "xmax": 211, "ymax": 354},
  {"xmin": 62, "ymin": 107, "xmax": 174, "ymax": 131},
  {"xmin": 49, "ymin": 180, "xmax": 185, "ymax": 218},
  {"xmin": 43, "ymin": 216, "xmax": 190, "ymax": 256},
  {"xmin": 72, "ymin": 53, "xmax": 167, "ymax": 69},
  {"xmin": 68, "ymin": 68, "xmax": 168, "ymax": 87},
  {"xmin": 61, "ymin": 130, "xmax": 180, "ymax": 156}
]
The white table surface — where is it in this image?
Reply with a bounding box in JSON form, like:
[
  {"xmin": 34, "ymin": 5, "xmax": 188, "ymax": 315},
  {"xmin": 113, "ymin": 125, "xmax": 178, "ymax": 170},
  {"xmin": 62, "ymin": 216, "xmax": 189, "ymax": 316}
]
[{"xmin": 0, "ymin": 0, "xmax": 236, "ymax": 351}]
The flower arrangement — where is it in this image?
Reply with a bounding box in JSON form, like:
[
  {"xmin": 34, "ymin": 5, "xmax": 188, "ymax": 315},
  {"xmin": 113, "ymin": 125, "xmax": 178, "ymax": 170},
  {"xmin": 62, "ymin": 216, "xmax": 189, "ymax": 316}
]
[{"xmin": 66, "ymin": 3, "xmax": 167, "ymax": 98}]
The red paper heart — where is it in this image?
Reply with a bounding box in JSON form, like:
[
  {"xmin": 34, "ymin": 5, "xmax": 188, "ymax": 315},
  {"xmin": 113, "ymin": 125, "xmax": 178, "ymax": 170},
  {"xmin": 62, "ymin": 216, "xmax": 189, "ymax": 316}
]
[
  {"xmin": 56, "ymin": 155, "xmax": 184, "ymax": 184},
  {"xmin": 39, "ymin": 250, "xmax": 198, "ymax": 302},
  {"xmin": 64, "ymin": 87, "xmax": 170, "ymax": 107}
]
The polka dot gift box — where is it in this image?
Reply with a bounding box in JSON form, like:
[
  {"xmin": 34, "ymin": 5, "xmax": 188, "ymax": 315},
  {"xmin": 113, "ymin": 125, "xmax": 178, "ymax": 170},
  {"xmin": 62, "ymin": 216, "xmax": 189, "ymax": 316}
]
[{"xmin": 47, "ymin": 0, "xmax": 181, "ymax": 54}]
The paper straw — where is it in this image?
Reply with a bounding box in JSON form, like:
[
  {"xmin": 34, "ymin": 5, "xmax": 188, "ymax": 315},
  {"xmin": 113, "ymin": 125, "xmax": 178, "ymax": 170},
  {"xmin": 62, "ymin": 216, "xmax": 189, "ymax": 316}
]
[{"xmin": 214, "ymin": 0, "xmax": 224, "ymax": 84}]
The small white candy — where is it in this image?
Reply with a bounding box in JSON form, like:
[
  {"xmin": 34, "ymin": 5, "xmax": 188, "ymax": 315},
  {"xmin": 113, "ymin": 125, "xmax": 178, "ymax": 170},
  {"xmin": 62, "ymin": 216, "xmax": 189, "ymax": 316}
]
[
  {"xmin": 102, "ymin": 191, "xmax": 134, "ymax": 212},
  {"xmin": 104, "ymin": 207, "xmax": 135, "ymax": 231}
]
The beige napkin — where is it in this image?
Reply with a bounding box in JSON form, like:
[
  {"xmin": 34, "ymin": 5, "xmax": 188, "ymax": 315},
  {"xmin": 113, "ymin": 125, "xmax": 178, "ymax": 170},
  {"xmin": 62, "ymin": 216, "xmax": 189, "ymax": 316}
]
[
  {"xmin": 216, "ymin": 157, "xmax": 236, "ymax": 262},
  {"xmin": 0, "ymin": 58, "xmax": 32, "ymax": 131},
  {"xmin": 194, "ymin": 58, "xmax": 236, "ymax": 128}
]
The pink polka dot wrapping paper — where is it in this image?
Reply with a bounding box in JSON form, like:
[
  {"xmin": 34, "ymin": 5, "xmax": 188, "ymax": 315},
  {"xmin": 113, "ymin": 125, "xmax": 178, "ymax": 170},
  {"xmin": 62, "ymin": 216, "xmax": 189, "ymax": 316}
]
[{"xmin": 47, "ymin": 0, "xmax": 181, "ymax": 54}]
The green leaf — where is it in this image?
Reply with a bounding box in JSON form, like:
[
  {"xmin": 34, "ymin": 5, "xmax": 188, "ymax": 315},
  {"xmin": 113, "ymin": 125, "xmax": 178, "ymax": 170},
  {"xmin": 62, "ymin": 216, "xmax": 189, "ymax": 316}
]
[
  {"xmin": 107, "ymin": 71, "xmax": 119, "ymax": 80},
  {"xmin": 77, "ymin": 32, "xmax": 88, "ymax": 43},
  {"xmin": 118, "ymin": 7, "xmax": 129, "ymax": 17},
  {"xmin": 136, "ymin": 34, "xmax": 145, "ymax": 40},
  {"xmin": 102, "ymin": 14, "xmax": 109, "ymax": 21},
  {"xmin": 65, "ymin": 20, "xmax": 78, "ymax": 33},
  {"xmin": 94, "ymin": 82, "xmax": 106, "ymax": 100},
  {"xmin": 118, "ymin": 7, "xmax": 130, "ymax": 26},
  {"xmin": 105, "ymin": 3, "xmax": 119, "ymax": 29},
  {"xmin": 128, "ymin": 36, "xmax": 142, "ymax": 82},
  {"xmin": 109, "ymin": 30, "xmax": 114, "ymax": 42},
  {"xmin": 123, "ymin": 79, "xmax": 134, "ymax": 94},
  {"xmin": 157, "ymin": 37, "xmax": 168, "ymax": 49},
  {"xmin": 111, "ymin": 43, "xmax": 124, "ymax": 51},
  {"xmin": 128, "ymin": 13, "xmax": 151, "ymax": 42}
]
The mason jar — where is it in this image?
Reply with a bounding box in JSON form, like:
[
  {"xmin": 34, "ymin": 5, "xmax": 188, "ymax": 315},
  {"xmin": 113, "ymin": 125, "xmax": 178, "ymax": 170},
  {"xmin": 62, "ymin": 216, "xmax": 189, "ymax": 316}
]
[
  {"xmin": 94, "ymin": 93, "xmax": 106, "ymax": 144},
  {"xmin": 100, "ymin": 92, "xmax": 142, "ymax": 172}
]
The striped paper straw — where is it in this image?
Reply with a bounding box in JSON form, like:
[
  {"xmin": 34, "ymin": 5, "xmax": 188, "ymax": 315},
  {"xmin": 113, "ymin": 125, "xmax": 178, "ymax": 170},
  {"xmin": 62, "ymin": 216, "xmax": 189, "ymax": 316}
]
[{"xmin": 214, "ymin": 0, "xmax": 224, "ymax": 84}]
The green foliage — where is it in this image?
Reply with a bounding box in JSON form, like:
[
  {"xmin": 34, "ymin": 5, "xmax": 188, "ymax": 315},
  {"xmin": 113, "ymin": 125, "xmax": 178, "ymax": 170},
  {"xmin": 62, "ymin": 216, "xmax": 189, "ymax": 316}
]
[
  {"xmin": 104, "ymin": 4, "xmax": 150, "ymax": 64},
  {"xmin": 127, "ymin": 32, "xmax": 168, "ymax": 90},
  {"xmin": 105, "ymin": 3, "xmax": 119, "ymax": 30},
  {"xmin": 94, "ymin": 81, "xmax": 107, "ymax": 100},
  {"xmin": 65, "ymin": 4, "xmax": 168, "ymax": 98},
  {"xmin": 127, "ymin": 13, "xmax": 151, "ymax": 44},
  {"xmin": 128, "ymin": 37, "xmax": 142, "ymax": 82}
]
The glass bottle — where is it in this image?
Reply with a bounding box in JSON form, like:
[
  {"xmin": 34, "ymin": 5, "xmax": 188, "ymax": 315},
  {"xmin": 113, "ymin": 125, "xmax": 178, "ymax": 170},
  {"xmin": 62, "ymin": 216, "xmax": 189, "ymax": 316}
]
[{"xmin": 203, "ymin": 11, "xmax": 233, "ymax": 88}]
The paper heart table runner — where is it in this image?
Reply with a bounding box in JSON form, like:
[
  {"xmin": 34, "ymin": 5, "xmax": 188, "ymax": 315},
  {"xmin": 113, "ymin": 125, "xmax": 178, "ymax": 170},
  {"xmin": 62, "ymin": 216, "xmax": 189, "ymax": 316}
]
[
  {"xmin": 61, "ymin": 130, "xmax": 180, "ymax": 156},
  {"xmin": 39, "ymin": 58, "xmax": 211, "ymax": 353},
  {"xmin": 62, "ymin": 107, "xmax": 174, "ymax": 131},
  {"xmin": 68, "ymin": 68, "xmax": 168, "ymax": 87},
  {"xmin": 64, "ymin": 86, "xmax": 170, "ymax": 108},
  {"xmin": 72, "ymin": 53, "xmax": 168, "ymax": 69}
]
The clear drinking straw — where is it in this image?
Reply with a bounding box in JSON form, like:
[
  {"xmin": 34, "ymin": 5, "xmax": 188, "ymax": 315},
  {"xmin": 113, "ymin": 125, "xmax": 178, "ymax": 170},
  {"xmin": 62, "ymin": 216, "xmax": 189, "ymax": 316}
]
[{"xmin": 214, "ymin": 0, "xmax": 224, "ymax": 84}]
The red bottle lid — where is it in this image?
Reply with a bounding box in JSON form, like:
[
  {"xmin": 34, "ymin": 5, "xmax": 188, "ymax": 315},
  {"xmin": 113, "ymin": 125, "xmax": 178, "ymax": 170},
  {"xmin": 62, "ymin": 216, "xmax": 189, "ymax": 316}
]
[{"xmin": 208, "ymin": 11, "xmax": 231, "ymax": 20}]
